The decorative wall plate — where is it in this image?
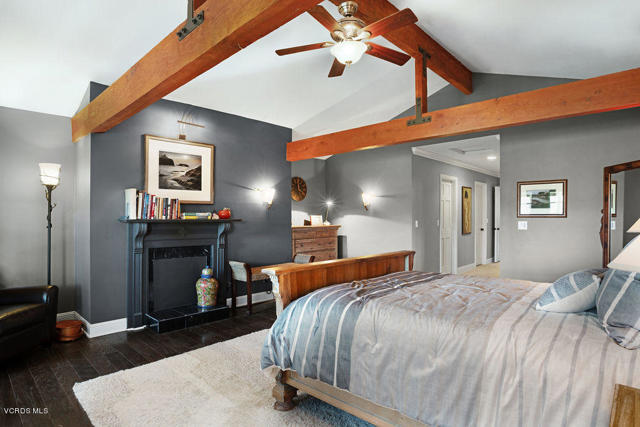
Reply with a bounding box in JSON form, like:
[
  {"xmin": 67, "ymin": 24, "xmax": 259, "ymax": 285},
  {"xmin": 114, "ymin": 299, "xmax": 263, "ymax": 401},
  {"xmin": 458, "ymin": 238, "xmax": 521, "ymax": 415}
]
[{"xmin": 291, "ymin": 176, "xmax": 307, "ymax": 201}]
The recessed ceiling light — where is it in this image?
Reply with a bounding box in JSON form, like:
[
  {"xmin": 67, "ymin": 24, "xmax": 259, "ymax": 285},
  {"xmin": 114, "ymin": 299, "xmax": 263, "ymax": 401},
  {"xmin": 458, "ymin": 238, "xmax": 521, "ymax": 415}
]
[{"xmin": 487, "ymin": 155, "xmax": 497, "ymax": 160}]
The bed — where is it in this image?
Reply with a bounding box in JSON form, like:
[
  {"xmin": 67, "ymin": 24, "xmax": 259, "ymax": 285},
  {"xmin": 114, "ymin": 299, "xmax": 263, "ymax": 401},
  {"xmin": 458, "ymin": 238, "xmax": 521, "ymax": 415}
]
[{"xmin": 260, "ymin": 251, "xmax": 638, "ymax": 426}]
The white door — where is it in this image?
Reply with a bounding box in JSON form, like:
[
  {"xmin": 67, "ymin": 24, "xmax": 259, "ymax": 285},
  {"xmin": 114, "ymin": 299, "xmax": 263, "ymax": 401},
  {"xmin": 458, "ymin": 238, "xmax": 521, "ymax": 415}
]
[
  {"xmin": 440, "ymin": 180, "xmax": 453, "ymax": 273},
  {"xmin": 474, "ymin": 182, "xmax": 488, "ymax": 265},
  {"xmin": 494, "ymin": 187, "xmax": 501, "ymax": 263}
]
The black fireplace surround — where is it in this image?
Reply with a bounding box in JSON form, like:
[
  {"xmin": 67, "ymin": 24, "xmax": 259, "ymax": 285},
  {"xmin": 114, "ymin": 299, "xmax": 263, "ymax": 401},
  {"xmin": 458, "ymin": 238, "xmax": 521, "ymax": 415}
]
[{"xmin": 121, "ymin": 219, "xmax": 240, "ymax": 332}]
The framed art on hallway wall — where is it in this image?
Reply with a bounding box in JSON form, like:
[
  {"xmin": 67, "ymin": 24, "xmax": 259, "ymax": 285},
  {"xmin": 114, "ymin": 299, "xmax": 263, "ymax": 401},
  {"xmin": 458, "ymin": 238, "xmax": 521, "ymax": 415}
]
[
  {"xmin": 517, "ymin": 179, "xmax": 567, "ymax": 218},
  {"xmin": 462, "ymin": 186, "xmax": 472, "ymax": 234},
  {"xmin": 145, "ymin": 135, "xmax": 215, "ymax": 204}
]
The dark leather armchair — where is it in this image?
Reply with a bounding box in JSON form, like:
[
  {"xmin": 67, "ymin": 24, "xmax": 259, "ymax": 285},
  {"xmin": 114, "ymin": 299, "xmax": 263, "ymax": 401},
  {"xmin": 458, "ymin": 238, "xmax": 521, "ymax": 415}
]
[{"xmin": 0, "ymin": 285, "xmax": 58, "ymax": 363}]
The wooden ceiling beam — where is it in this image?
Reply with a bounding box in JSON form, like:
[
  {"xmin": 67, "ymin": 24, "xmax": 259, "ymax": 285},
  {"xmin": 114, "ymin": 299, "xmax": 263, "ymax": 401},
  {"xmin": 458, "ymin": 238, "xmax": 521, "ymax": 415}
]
[
  {"xmin": 286, "ymin": 67, "xmax": 640, "ymax": 161},
  {"xmin": 71, "ymin": 0, "xmax": 322, "ymax": 142},
  {"xmin": 330, "ymin": 0, "xmax": 472, "ymax": 94}
]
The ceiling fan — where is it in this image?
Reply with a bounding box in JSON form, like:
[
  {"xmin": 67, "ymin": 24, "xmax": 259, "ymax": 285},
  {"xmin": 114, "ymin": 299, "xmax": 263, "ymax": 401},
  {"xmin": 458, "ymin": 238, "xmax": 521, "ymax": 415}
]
[{"xmin": 275, "ymin": 1, "xmax": 418, "ymax": 77}]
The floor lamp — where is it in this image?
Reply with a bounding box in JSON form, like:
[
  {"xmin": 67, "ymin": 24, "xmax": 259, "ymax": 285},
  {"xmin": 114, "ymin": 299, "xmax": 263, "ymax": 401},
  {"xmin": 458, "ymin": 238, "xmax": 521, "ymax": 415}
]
[{"xmin": 39, "ymin": 163, "xmax": 61, "ymax": 285}]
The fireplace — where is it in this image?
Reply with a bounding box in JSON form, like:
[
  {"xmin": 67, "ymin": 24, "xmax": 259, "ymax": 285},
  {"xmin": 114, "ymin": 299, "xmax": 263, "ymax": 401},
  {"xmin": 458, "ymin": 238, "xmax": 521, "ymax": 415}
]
[{"xmin": 121, "ymin": 219, "xmax": 240, "ymax": 332}]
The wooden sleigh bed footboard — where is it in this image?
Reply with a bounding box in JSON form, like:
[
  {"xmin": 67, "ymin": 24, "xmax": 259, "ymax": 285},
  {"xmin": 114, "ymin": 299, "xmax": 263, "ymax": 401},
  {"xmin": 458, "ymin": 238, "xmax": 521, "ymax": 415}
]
[{"xmin": 262, "ymin": 251, "xmax": 420, "ymax": 426}]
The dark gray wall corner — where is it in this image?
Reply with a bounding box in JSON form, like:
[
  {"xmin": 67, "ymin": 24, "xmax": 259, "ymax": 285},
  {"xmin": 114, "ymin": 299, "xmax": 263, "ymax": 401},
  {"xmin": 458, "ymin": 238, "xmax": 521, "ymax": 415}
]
[{"xmin": 88, "ymin": 83, "xmax": 292, "ymax": 323}]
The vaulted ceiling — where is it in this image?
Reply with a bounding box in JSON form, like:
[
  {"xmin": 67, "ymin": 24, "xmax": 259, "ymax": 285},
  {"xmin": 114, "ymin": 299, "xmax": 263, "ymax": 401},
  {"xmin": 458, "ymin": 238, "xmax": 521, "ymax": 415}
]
[{"xmin": 1, "ymin": 0, "xmax": 638, "ymax": 140}]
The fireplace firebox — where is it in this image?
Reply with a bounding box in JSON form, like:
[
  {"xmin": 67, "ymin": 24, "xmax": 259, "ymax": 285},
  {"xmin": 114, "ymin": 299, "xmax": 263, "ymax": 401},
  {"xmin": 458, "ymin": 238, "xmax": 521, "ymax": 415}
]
[{"xmin": 120, "ymin": 218, "xmax": 240, "ymax": 332}]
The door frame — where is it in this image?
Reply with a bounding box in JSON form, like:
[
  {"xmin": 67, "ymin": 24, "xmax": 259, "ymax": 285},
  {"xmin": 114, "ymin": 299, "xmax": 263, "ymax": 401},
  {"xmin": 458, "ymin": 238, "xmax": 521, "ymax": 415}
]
[
  {"xmin": 439, "ymin": 174, "xmax": 458, "ymax": 274},
  {"xmin": 474, "ymin": 181, "xmax": 488, "ymax": 266},
  {"xmin": 494, "ymin": 186, "xmax": 501, "ymax": 263}
]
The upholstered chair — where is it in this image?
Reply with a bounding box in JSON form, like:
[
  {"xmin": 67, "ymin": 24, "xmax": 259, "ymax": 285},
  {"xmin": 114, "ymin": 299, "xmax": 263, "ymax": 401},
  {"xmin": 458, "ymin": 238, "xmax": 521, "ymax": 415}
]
[{"xmin": 0, "ymin": 285, "xmax": 58, "ymax": 363}]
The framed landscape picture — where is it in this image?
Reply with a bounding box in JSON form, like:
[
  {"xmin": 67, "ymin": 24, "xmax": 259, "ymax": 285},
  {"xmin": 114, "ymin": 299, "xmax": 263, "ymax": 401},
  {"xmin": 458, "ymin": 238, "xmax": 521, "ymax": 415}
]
[
  {"xmin": 462, "ymin": 186, "xmax": 472, "ymax": 234},
  {"xmin": 145, "ymin": 135, "xmax": 215, "ymax": 204},
  {"xmin": 517, "ymin": 179, "xmax": 567, "ymax": 218}
]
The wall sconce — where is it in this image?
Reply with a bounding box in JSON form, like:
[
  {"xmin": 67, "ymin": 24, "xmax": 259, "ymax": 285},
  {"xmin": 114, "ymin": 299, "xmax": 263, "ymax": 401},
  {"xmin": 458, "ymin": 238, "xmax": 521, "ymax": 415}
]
[
  {"xmin": 362, "ymin": 192, "xmax": 374, "ymax": 211},
  {"xmin": 324, "ymin": 200, "xmax": 334, "ymax": 224},
  {"xmin": 256, "ymin": 188, "xmax": 275, "ymax": 209}
]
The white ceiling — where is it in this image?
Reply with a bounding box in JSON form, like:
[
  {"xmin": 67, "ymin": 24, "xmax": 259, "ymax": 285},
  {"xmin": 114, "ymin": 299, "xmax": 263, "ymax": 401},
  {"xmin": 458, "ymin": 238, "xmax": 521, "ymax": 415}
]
[
  {"xmin": 1, "ymin": 0, "xmax": 639, "ymax": 140},
  {"xmin": 413, "ymin": 135, "xmax": 501, "ymax": 177}
]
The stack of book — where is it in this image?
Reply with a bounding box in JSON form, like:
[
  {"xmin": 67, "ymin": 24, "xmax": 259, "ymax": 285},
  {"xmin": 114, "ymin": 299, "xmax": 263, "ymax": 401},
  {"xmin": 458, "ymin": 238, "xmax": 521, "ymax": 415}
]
[
  {"xmin": 124, "ymin": 189, "xmax": 181, "ymax": 220},
  {"xmin": 181, "ymin": 212, "xmax": 214, "ymax": 220}
]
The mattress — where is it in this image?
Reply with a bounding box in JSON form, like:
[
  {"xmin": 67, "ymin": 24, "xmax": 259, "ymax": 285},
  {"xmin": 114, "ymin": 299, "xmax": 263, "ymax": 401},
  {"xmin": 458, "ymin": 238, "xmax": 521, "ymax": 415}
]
[{"xmin": 261, "ymin": 270, "xmax": 640, "ymax": 426}]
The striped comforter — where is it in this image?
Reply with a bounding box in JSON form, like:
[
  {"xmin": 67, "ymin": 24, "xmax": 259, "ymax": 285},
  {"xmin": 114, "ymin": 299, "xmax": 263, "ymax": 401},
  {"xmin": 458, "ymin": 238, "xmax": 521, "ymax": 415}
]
[{"xmin": 261, "ymin": 271, "xmax": 640, "ymax": 426}]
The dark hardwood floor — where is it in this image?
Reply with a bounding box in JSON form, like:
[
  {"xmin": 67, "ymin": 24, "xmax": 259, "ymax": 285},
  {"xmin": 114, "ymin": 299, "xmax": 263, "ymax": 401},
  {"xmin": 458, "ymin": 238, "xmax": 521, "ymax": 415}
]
[{"xmin": 1, "ymin": 301, "xmax": 276, "ymax": 427}]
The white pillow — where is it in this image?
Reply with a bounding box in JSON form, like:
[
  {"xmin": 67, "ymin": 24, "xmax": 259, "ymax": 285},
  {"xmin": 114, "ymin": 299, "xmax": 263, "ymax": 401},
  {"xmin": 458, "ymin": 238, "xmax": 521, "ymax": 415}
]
[{"xmin": 536, "ymin": 269, "xmax": 607, "ymax": 313}]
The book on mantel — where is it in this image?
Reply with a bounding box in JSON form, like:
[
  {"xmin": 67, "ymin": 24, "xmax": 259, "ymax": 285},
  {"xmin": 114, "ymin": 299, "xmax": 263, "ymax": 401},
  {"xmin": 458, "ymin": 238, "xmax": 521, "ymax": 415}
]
[
  {"xmin": 181, "ymin": 212, "xmax": 214, "ymax": 220},
  {"xmin": 124, "ymin": 188, "xmax": 181, "ymax": 220}
]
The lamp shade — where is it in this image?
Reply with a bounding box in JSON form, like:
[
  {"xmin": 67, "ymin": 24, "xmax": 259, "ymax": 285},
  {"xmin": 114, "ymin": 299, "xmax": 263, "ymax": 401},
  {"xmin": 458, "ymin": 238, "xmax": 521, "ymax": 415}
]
[
  {"xmin": 330, "ymin": 40, "xmax": 367, "ymax": 65},
  {"xmin": 39, "ymin": 163, "xmax": 61, "ymax": 186},
  {"xmin": 609, "ymin": 236, "xmax": 640, "ymax": 273},
  {"xmin": 629, "ymin": 218, "xmax": 640, "ymax": 233}
]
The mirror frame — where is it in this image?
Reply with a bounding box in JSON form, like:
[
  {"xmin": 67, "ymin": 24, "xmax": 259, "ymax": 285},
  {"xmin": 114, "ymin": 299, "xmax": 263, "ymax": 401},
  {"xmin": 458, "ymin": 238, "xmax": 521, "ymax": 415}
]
[{"xmin": 601, "ymin": 159, "xmax": 640, "ymax": 267}]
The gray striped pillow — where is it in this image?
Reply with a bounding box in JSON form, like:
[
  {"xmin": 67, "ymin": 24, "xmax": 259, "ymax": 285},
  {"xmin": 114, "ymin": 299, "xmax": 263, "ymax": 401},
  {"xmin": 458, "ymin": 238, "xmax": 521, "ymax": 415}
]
[
  {"xmin": 536, "ymin": 269, "xmax": 606, "ymax": 313},
  {"xmin": 596, "ymin": 269, "xmax": 640, "ymax": 349}
]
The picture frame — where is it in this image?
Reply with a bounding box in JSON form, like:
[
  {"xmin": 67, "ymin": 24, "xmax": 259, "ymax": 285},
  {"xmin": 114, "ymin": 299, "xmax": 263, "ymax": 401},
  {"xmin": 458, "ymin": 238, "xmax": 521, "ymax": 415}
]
[
  {"xmin": 310, "ymin": 215, "xmax": 323, "ymax": 226},
  {"xmin": 517, "ymin": 179, "xmax": 567, "ymax": 218},
  {"xmin": 145, "ymin": 135, "xmax": 215, "ymax": 204},
  {"xmin": 462, "ymin": 186, "xmax": 472, "ymax": 235},
  {"xmin": 611, "ymin": 180, "xmax": 618, "ymax": 217}
]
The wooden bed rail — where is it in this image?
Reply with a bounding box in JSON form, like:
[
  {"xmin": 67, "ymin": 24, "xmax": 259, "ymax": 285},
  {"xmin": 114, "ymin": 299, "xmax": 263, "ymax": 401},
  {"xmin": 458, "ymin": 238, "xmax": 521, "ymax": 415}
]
[{"xmin": 262, "ymin": 251, "xmax": 415, "ymax": 315}]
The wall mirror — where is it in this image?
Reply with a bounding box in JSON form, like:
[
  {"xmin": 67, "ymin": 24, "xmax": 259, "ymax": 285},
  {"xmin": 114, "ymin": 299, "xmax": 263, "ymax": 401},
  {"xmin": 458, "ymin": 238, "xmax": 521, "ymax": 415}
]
[{"xmin": 601, "ymin": 160, "xmax": 640, "ymax": 267}]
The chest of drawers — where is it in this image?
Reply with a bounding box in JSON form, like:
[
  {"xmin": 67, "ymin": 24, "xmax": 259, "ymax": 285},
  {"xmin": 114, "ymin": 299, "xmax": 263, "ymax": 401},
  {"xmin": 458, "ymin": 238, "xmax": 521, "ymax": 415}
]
[{"xmin": 291, "ymin": 225, "xmax": 340, "ymax": 262}]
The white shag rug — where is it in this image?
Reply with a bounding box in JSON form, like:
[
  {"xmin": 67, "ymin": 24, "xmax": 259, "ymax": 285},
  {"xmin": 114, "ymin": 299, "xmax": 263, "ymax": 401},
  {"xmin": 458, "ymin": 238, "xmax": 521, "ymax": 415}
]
[{"xmin": 73, "ymin": 330, "xmax": 370, "ymax": 426}]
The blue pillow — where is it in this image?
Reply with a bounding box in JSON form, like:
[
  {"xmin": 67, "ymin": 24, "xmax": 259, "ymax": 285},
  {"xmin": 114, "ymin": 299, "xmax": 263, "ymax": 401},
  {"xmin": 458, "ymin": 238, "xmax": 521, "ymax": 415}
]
[
  {"xmin": 596, "ymin": 269, "xmax": 640, "ymax": 349},
  {"xmin": 536, "ymin": 269, "xmax": 607, "ymax": 313}
]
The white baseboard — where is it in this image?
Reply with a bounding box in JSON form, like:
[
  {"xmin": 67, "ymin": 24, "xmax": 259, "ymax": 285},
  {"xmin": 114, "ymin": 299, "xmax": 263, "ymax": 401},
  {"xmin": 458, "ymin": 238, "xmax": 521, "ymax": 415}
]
[
  {"xmin": 56, "ymin": 311, "xmax": 128, "ymax": 338},
  {"xmin": 226, "ymin": 291, "xmax": 274, "ymax": 308},
  {"xmin": 457, "ymin": 263, "xmax": 475, "ymax": 273},
  {"xmin": 56, "ymin": 293, "xmax": 275, "ymax": 339}
]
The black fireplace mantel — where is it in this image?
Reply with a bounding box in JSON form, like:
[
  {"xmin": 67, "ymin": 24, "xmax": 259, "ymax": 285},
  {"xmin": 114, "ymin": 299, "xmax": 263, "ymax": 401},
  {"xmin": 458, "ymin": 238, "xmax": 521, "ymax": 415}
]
[{"xmin": 120, "ymin": 218, "xmax": 241, "ymax": 329}]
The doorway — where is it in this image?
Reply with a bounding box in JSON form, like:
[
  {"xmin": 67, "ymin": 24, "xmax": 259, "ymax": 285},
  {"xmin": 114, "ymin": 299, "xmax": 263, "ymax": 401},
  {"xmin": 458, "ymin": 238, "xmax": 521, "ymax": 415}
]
[
  {"xmin": 474, "ymin": 181, "xmax": 488, "ymax": 266},
  {"xmin": 440, "ymin": 175, "xmax": 458, "ymax": 273}
]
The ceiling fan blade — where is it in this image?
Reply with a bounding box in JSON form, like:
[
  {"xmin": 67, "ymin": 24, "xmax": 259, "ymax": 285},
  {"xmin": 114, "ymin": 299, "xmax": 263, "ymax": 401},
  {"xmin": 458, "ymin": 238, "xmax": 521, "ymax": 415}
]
[
  {"xmin": 276, "ymin": 42, "xmax": 332, "ymax": 56},
  {"xmin": 308, "ymin": 5, "xmax": 343, "ymax": 33},
  {"xmin": 328, "ymin": 59, "xmax": 346, "ymax": 78},
  {"xmin": 365, "ymin": 43, "xmax": 411, "ymax": 66},
  {"xmin": 361, "ymin": 9, "xmax": 418, "ymax": 39}
]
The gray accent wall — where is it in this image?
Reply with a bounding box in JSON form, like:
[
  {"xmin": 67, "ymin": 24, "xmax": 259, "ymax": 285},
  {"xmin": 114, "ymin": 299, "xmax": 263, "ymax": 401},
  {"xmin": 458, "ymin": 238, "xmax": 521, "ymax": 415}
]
[
  {"xmin": 85, "ymin": 83, "xmax": 292, "ymax": 323},
  {"xmin": 0, "ymin": 106, "xmax": 76, "ymax": 312}
]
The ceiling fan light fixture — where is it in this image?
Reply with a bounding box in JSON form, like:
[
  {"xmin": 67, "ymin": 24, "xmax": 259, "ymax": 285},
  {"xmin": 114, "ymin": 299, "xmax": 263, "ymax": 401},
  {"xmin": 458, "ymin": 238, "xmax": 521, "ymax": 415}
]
[{"xmin": 330, "ymin": 40, "xmax": 367, "ymax": 65}]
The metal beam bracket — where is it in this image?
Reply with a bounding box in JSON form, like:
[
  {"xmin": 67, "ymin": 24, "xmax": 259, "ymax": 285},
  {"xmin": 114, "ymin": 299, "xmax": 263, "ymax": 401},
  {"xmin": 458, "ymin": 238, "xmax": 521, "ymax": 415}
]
[
  {"xmin": 177, "ymin": 0, "xmax": 205, "ymax": 41},
  {"xmin": 407, "ymin": 98, "xmax": 432, "ymax": 126},
  {"xmin": 407, "ymin": 48, "xmax": 431, "ymax": 126}
]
